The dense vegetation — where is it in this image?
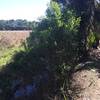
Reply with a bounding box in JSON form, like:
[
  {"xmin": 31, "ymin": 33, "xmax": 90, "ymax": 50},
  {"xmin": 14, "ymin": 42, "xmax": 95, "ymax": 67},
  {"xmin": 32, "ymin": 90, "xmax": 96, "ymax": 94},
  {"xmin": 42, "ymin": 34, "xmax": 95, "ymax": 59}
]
[
  {"xmin": 0, "ymin": 0, "xmax": 100, "ymax": 100},
  {"xmin": 0, "ymin": 19, "xmax": 36, "ymax": 30}
]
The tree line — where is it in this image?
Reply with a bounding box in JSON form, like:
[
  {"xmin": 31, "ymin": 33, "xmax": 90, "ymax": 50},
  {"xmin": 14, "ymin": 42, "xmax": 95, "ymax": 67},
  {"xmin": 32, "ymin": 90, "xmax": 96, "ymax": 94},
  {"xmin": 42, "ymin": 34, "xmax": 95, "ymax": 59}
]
[{"xmin": 0, "ymin": 19, "xmax": 36, "ymax": 30}]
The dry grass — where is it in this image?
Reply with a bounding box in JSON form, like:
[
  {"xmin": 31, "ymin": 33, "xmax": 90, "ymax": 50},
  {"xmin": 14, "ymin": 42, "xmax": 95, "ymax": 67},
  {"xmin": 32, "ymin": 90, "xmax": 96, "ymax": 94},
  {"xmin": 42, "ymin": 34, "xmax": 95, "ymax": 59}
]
[
  {"xmin": 0, "ymin": 30, "xmax": 31, "ymax": 62},
  {"xmin": 0, "ymin": 30, "xmax": 31, "ymax": 48}
]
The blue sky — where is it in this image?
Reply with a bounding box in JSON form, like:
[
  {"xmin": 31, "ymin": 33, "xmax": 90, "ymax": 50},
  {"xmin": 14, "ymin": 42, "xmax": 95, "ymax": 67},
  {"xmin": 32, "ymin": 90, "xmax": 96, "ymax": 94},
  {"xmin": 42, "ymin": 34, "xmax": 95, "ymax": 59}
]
[{"xmin": 0, "ymin": 0, "xmax": 50, "ymax": 21}]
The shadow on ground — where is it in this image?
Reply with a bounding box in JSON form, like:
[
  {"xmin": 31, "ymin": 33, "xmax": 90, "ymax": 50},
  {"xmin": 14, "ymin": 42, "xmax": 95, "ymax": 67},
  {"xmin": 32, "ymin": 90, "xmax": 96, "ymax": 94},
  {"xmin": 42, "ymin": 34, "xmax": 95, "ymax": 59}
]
[{"xmin": 0, "ymin": 47, "xmax": 57, "ymax": 100}]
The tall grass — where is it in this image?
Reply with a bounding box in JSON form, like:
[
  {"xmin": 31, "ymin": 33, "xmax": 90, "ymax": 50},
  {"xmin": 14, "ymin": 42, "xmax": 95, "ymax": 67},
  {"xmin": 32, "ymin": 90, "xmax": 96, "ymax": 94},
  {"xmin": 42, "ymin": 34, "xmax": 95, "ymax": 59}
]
[{"xmin": 0, "ymin": 46, "xmax": 25, "ymax": 69}]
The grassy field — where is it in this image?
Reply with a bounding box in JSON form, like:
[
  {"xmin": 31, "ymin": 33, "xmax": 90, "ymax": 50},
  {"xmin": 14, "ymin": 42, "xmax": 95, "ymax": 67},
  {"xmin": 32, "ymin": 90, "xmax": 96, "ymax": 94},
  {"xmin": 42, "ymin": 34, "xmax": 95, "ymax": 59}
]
[
  {"xmin": 0, "ymin": 30, "xmax": 31, "ymax": 48},
  {"xmin": 0, "ymin": 30, "xmax": 31, "ymax": 68}
]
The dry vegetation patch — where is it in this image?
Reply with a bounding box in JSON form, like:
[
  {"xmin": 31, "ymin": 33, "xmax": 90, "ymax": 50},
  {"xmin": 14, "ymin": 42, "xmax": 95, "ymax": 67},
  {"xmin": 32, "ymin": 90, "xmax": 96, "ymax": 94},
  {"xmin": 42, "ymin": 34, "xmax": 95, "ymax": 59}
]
[
  {"xmin": 0, "ymin": 30, "xmax": 31, "ymax": 67},
  {"xmin": 0, "ymin": 30, "xmax": 31, "ymax": 48}
]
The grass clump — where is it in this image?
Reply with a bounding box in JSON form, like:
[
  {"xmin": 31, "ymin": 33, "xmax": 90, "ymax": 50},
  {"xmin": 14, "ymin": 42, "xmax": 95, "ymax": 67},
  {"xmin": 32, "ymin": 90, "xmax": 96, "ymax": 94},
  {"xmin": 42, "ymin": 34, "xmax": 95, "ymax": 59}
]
[{"xmin": 0, "ymin": 46, "xmax": 25, "ymax": 69}]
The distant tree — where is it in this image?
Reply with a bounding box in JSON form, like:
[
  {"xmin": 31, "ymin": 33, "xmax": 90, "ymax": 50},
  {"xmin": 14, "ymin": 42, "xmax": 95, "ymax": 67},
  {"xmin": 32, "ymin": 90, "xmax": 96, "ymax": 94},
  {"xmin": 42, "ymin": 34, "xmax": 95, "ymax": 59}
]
[{"xmin": 0, "ymin": 19, "xmax": 35, "ymax": 30}]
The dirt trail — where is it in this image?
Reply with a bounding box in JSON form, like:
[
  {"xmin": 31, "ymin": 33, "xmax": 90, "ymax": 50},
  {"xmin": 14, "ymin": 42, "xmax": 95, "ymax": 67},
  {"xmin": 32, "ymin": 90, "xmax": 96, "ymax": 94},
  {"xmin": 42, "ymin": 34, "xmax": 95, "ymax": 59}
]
[
  {"xmin": 71, "ymin": 69, "xmax": 100, "ymax": 100},
  {"xmin": 71, "ymin": 49, "xmax": 100, "ymax": 100}
]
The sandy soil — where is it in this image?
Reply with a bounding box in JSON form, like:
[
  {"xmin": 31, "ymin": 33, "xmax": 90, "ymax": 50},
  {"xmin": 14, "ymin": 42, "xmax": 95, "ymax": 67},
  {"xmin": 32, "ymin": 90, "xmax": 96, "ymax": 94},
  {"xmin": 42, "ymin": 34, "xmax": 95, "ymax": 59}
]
[
  {"xmin": 71, "ymin": 49, "xmax": 100, "ymax": 100},
  {"xmin": 71, "ymin": 69, "xmax": 100, "ymax": 100}
]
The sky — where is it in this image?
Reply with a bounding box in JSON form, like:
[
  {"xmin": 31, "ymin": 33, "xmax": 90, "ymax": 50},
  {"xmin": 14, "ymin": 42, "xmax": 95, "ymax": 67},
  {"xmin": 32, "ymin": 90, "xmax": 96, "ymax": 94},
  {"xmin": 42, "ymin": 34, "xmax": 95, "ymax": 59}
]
[{"xmin": 0, "ymin": 0, "xmax": 50, "ymax": 21}]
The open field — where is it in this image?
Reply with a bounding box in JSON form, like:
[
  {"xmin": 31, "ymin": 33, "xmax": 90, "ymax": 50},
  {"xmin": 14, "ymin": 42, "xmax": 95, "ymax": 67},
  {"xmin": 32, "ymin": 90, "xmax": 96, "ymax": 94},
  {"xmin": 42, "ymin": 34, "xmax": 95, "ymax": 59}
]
[
  {"xmin": 0, "ymin": 30, "xmax": 31, "ymax": 48},
  {"xmin": 0, "ymin": 30, "xmax": 31, "ymax": 67}
]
